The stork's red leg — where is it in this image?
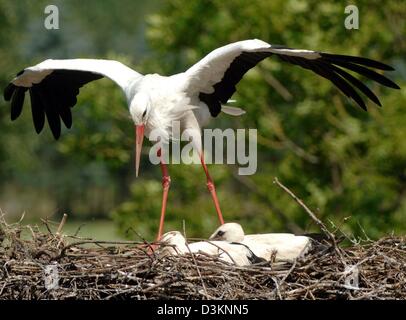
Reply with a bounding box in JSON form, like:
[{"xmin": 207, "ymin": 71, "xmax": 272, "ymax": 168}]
[
  {"xmin": 156, "ymin": 148, "xmax": 171, "ymax": 241},
  {"xmin": 200, "ymin": 154, "xmax": 225, "ymax": 225}
]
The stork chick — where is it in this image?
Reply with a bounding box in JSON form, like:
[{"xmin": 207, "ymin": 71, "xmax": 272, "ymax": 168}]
[
  {"xmin": 210, "ymin": 223, "xmax": 312, "ymax": 261},
  {"xmin": 159, "ymin": 231, "xmax": 265, "ymax": 266}
]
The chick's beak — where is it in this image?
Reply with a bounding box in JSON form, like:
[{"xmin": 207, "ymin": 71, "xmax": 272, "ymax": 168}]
[{"xmin": 135, "ymin": 124, "xmax": 145, "ymax": 177}]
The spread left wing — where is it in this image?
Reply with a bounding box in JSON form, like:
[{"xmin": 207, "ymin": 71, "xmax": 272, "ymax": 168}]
[
  {"xmin": 3, "ymin": 59, "xmax": 142, "ymax": 139},
  {"xmin": 184, "ymin": 39, "xmax": 399, "ymax": 117}
]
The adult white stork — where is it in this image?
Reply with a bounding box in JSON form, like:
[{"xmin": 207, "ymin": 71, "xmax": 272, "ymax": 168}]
[
  {"xmin": 210, "ymin": 222, "xmax": 312, "ymax": 261},
  {"xmin": 159, "ymin": 231, "xmax": 265, "ymax": 266},
  {"xmin": 3, "ymin": 39, "xmax": 400, "ymax": 241}
]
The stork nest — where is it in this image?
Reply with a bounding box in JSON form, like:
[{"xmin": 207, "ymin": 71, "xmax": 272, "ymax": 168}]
[{"xmin": 0, "ymin": 216, "xmax": 405, "ymax": 300}]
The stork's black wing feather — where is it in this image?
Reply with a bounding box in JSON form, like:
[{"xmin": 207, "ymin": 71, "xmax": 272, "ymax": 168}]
[
  {"xmin": 200, "ymin": 47, "xmax": 399, "ymax": 117},
  {"xmin": 320, "ymin": 53, "xmax": 395, "ymax": 71},
  {"xmin": 4, "ymin": 70, "xmax": 103, "ymax": 139},
  {"xmin": 10, "ymin": 87, "xmax": 27, "ymax": 120},
  {"xmin": 29, "ymin": 88, "xmax": 45, "ymax": 134},
  {"xmin": 200, "ymin": 51, "xmax": 272, "ymax": 117},
  {"xmin": 277, "ymin": 54, "xmax": 368, "ymax": 110},
  {"xmin": 273, "ymin": 52, "xmax": 399, "ymax": 111},
  {"xmin": 4, "ymin": 83, "xmax": 16, "ymax": 101},
  {"xmin": 59, "ymin": 105, "xmax": 73, "ymax": 129},
  {"xmin": 322, "ymin": 59, "xmax": 399, "ymax": 89},
  {"xmin": 328, "ymin": 64, "xmax": 382, "ymax": 107},
  {"xmin": 38, "ymin": 86, "xmax": 61, "ymax": 140}
]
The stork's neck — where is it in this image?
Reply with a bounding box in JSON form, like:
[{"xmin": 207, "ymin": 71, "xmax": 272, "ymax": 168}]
[{"xmin": 125, "ymin": 76, "xmax": 144, "ymax": 103}]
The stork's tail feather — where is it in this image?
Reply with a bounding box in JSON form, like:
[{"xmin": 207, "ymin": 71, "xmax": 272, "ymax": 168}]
[{"xmin": 221, "ymin": 105, "xmax": 246, "ymax": 116}]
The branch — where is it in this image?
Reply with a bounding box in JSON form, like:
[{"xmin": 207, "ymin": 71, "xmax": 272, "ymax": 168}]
[
  {"xmin": 273, "ymin": 177, "xmax": 346, "ymax": 266},
  {"xmin": 56, "ymin": 213, "xmax": 68, "ymax": 235},
  {"xmin": 231, "ymin": 170, "xmax": 303, "ymax": 234}
]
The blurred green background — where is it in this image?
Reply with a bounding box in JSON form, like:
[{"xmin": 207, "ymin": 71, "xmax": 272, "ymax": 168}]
[{"xmin": 0, "ymin": 0, "xmax": 405, "ymax": 240}]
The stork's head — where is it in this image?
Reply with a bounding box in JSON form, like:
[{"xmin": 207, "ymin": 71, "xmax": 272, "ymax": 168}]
[
  {"xmin": 209, "ymin": 222, "xmax": 245, "ymax": 242},
  {"xmin": 129, "ymin": 93, "xmax": 152, "ymax": 177},
  {"xmin": 159, "ymin": 231, "xmax": 188, "ymax": 256}
]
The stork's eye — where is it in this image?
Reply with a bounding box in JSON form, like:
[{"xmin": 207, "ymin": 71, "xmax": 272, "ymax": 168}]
[
  {"xmin": 216, "ymin": 230, "xmax": 225, "ymax": 237},
  {"xmin": 142, "ymin": 109, "xmax": 147, "ymax": 119}
]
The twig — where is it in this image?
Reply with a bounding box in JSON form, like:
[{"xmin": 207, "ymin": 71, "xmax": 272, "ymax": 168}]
[
  {"xmin": 231, "ymin": 171, "xmax": 303, "ymax": 234},
  {"xmin": 56, "ymin": 213, "xmax": 68, "ymax": 235},
  {"xmin": 273, "ymin": 177, "xmax": 347, "ymax": 266},
  {"xmin": 40, "ymin": 217, "xmax": 53, "ymax": 235},
  {"xmin": 182, "ymin": 220, "xmax": 209, "ymax": 299},
  {"xmin": 1, "ymin": 214, "xmax": 404, "ymax": 300},
  {"xmin": 54, "ymin": 240, "xmax": 145, "ymax": 260},
  {"xmin": 273, "ymin": 178, "xmax": 333, "ymax": 239},
  {"xmin": 73, "ymin": 223, "xmax": 86, "ymax": 237},
  {"xmin": 125, "ymin": 227, "xmax": 157, "ymax": 260},
  {"xmin": 18, "ymin": 212, "xmax": 26, "ymax": 224}
]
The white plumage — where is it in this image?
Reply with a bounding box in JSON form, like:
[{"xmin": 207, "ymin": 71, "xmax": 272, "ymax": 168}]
[
  {"xmin": 4, "ymin": 39, "xmax": 399, "ymax": 240},
  {"xmin": 159, "ymin": 231, "xmax": 263, "ymax": 266},
  {"xmin": 210, "ymin": 223, "xmax": 312, "ymax": 261},
  {"xmin": 12, "ymin": 59, "xmax": 141, "ymax": 99}
]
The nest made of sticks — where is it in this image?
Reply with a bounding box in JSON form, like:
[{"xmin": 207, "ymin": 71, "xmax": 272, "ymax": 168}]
[{"xmin": 0, "ymin": 213, "xmax": 405, "ymax": 300}]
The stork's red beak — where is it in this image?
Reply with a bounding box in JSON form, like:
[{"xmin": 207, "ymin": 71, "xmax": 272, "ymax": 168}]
[{"xmin": 135, "ymin": 124, "xmax": 145, "ymax": 177}]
